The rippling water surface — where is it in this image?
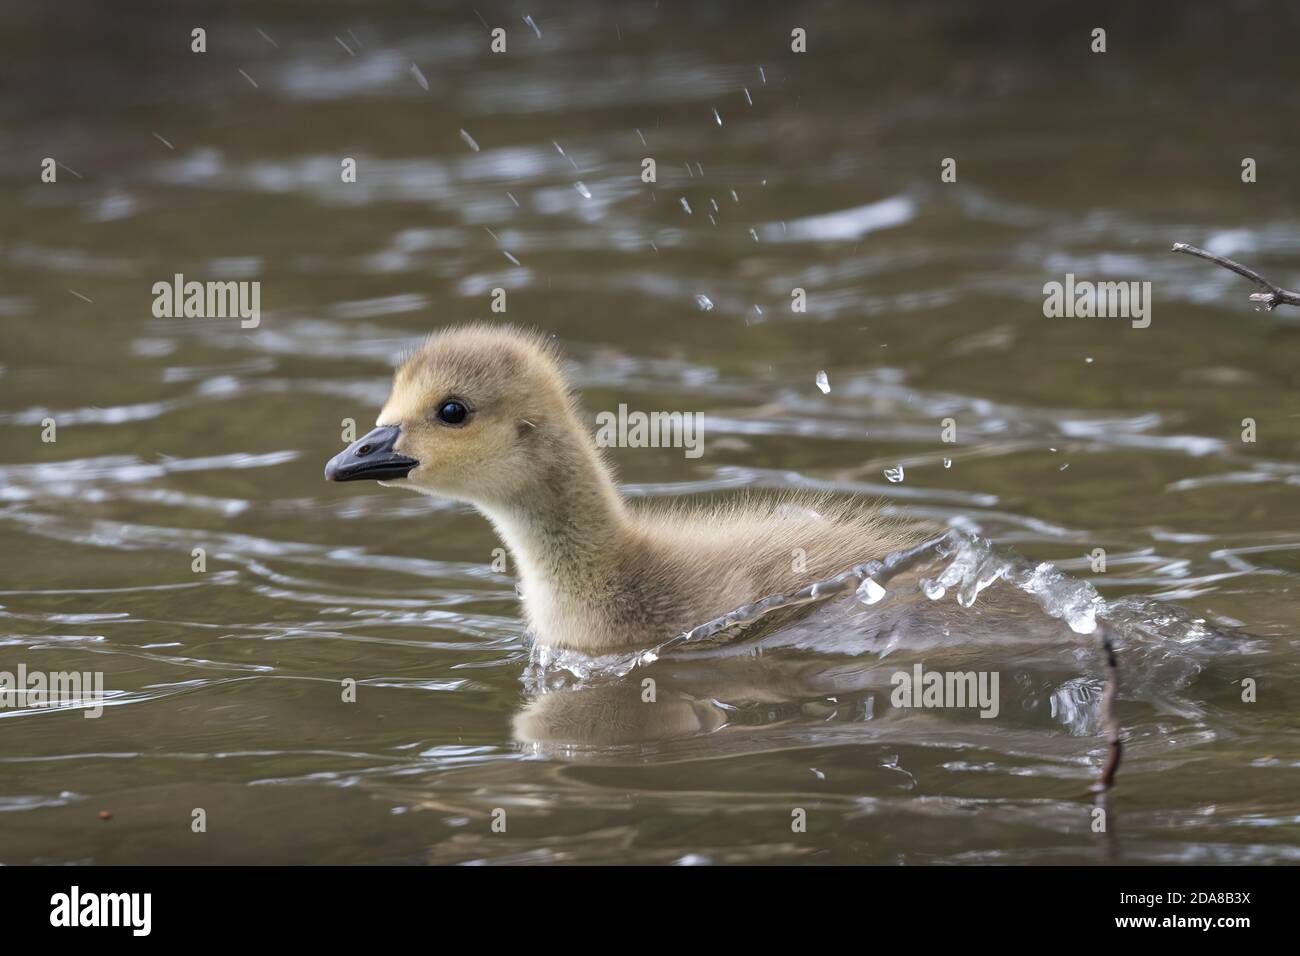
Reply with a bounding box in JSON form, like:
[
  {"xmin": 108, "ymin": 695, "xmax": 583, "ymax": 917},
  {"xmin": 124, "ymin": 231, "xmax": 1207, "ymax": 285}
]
[{"xmin": 2, "ymin": 1, "xmax": 1298, "ymax": 864}]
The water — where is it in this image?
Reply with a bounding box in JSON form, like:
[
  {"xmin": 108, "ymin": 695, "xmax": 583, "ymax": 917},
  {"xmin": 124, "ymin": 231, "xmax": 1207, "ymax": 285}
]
[{"xmin": 1, "ymin": 0, "xmax": 1299, "ymax": 864}]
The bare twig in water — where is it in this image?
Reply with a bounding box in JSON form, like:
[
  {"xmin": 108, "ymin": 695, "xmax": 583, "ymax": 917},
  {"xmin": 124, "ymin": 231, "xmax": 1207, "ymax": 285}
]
[
  {"xmin": 1171, "ymin": 242, "xmax": 1300, "ymax": 311},
  {"xmin": 1093, "ymin": 788, "xmax": 1120, "ymax": 862},
  {"xmin": 1094, "ymin": 623, "xmax": 1122, "ymax": 791}
]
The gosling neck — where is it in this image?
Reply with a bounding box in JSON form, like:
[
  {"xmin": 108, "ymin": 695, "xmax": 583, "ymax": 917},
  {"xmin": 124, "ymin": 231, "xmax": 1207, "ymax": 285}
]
[{"xmin": 477, "ymin": 425, "xmax": 627, "ymax": 591}]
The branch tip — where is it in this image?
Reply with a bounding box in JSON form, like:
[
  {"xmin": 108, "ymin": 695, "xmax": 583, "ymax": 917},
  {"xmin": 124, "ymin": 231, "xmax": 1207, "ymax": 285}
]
[{"xmin": 1171, "ymin": 241, "xmax": 1300, "ymax": 310}]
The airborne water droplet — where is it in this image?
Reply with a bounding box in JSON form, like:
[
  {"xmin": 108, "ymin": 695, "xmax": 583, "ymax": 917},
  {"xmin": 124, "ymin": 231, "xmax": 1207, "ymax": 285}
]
[
  {"xmin": 458, "ymin": 128, "xmax": 480, "ymax": 152},
  {"xmin": 695, "ymin": 294, "xmax": 714, "ymax": 311},
  {"xmin": 574, "ymin": 181, "xmax": 591, "ymax": 199},
  {"xmin": 884, "ymin": 465, "xmax": 904, "ymax": 483},
  {"xmin": 679, "ymin": 197, "xmax": 693, "ymax": 215},
  {"xmin": 816, "ymin": 370, "xmax": 830, "ymax": 394}
]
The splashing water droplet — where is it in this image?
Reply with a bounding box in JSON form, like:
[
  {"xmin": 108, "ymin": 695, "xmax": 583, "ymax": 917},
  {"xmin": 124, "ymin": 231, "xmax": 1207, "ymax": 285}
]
[
  {"xmin": 713, "ymin": 108, "xmax": 722, "ymax": 126},
  {"xmin": 884, "ymin": 465, "xmax": 904, "ymax": 483},
  {"xmin": 943, "ymin": 458, "xmax": 952, "ymax": 469},
  {"xmin": 920, "ymin": 578, "xmax": 946, "ymax": 600},
  {"xmin": 458, "ymin": 129, "xmax": 480, "ymax": 152},
  {"xmin": 957, "ymin": 554, "xmax": 1009, "ymax": 607},
  {"xmin": 1012, "ymin": 561, "xmax": 1101, "ymax": 634},
  {"xmin": 695, "ymin": 294, "xmax": 714, "ymax": 311},
  {"xmin": 856, "ymin": 577, "xmax": 887, "ymax": 605},
  {"xmin": 574, "ymin": 181, "xmax": 591, "ymax": 199},
  {"xmin": 679, "ymin": 197, "xmax": 693, "ymax": 215},
  {"xmin": 816, "ymin": 370, "xmax": 830, "ymax": 394}
]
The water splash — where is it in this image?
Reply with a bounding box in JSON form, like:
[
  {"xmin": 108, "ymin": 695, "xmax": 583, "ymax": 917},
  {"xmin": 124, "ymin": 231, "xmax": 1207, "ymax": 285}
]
[
  {"xmin": 1010, "ymin": 559, "xmax": 1102, "ymax": 634},
  {"xmin": 524, "ymin": 529, "xmax": 1232, "ymax": 732},
  {"xmin": 920, "ymin": 534, "xmax": 1013, "ymax": 610}
]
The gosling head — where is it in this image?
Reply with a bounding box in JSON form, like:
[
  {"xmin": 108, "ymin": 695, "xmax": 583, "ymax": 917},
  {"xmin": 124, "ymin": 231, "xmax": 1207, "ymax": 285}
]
[{"xmin": 325, "ymin": 324, "xmax": 579, "ymax": 506}]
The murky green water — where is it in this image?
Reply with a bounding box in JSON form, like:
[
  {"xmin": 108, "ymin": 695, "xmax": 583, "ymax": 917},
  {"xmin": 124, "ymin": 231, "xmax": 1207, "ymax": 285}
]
[{"xmin": 2, "ymin": 1, "xmax": 1298, "ymax": 864}]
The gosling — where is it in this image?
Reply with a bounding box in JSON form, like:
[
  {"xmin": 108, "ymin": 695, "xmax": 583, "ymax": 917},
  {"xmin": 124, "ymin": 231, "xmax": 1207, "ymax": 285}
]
[{"xmin": 325, "ymin": 324, "xmax": 921, "ymax": 654}]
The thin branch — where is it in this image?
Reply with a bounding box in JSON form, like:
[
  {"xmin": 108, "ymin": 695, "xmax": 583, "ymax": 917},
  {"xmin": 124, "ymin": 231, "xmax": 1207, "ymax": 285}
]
[
  {"xmin": 1093, "ymin": 623, "xmax": 1123, "ymax": 792},
  {"xmin": 1093, "ymin": 787, "xmax": 1120, "ymax": 861},
  {"xmin": 1171, "ymin": 242, "xmax": 1300, "ymax": 311}
]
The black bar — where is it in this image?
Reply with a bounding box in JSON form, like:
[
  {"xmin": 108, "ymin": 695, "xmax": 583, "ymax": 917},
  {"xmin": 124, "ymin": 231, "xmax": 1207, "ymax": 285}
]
[{"xmin": 0, "ymin": 864, "xmax": 1286, "ymax": 941}]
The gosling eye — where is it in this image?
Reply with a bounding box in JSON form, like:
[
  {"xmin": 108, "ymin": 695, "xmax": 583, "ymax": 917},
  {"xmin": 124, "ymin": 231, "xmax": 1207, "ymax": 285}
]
[{"xmin": 435, "ymin": 399, "xmax": 470, "ymax": 426}]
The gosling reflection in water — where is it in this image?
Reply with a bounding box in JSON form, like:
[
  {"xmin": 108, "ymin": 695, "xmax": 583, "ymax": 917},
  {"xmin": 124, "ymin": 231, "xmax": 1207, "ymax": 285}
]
[
  {"xmin": 512, "ymin": 650, "xmax": 947, "ymax": 751},
  {"xmin": 509, "ymin": 587, "xmax": 1120, "ymax": 761},
  {"xmin": 514, "ymin": 679, "xmax": 729, "ymax": 748}
]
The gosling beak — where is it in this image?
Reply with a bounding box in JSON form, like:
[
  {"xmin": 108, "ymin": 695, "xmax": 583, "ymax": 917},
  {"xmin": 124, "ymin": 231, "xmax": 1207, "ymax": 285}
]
[{"xmin": 325, "ymin": 425, "xmax": 419, "ymax": 482}]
